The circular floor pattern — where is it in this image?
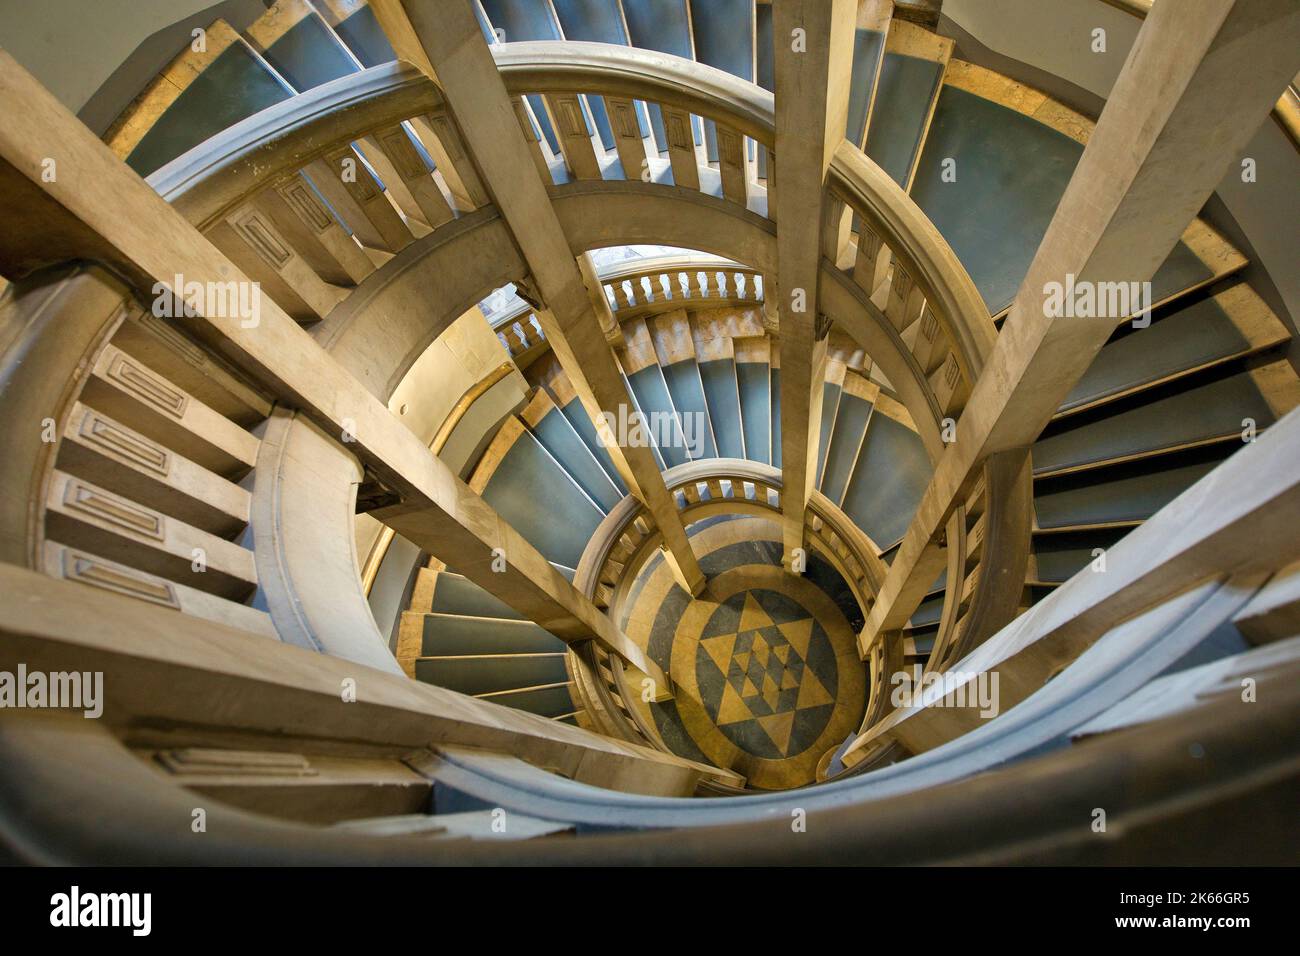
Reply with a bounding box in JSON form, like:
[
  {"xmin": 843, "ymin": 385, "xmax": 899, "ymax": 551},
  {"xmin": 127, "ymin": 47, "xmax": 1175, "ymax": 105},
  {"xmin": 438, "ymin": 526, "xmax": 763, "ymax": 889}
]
[{"xmin": 619, "ymin": 516, "xmax": 867, "ymax": 790}]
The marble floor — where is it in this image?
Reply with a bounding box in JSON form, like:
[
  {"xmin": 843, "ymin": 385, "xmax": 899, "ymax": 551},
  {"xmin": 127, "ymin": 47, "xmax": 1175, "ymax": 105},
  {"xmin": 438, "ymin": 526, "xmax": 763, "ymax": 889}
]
[{"xmin": 619, "ymin": 515, "xmax": 868, "ymax": 790}]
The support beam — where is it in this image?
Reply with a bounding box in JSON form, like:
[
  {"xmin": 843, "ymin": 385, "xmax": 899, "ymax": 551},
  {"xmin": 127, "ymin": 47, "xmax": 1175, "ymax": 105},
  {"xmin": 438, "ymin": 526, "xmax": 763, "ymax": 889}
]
[
  {"xmin": 771, "ymin": 0, "xmax": 857, "ymax": 569},
  {"xmin": 0, "ymin": 564, "xmax": 737, "ymax": 794},
  {"xmin": 858, "ymin": 0, "xmax": 1300, "ymax": 653},
  {"xmin": 0, "ymin": 49, "xmax": 668, "ymax": 693},
  {"xmin": 369, "ymin": 0, "xmax": 705, "ymax": 597}
]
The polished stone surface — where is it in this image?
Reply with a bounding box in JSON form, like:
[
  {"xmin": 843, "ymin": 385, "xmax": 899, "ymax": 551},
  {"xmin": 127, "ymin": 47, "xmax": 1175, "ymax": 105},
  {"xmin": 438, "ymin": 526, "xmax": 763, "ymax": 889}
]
[{"xmin": 620, "ymin": 516, "xmax": 867, "ymax": 789}]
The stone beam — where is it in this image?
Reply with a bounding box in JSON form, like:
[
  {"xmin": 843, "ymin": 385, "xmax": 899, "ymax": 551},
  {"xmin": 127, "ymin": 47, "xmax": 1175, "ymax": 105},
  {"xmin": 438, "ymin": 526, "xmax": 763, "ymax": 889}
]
[
  {"xmin": 0, "ymin": 48, "xmax": 669, "ymax": 693},
  {"xmin": 0, "ymin": 563, "xmax": 738, "ymax": 793},
  {"xmin": 368, "ymin": 0, "xmax": 705, "ymax": 596},
  {"xmin": 771, "ymin": 0, "xmax": 857, "ymax": 569},
  {"xmin": 858, "ymin": 0, "xmax": 1300, "ymax": 653}
]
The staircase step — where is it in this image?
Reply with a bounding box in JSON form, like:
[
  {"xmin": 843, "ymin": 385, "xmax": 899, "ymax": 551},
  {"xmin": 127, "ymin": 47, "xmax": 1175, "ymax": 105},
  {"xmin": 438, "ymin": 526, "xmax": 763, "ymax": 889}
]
[
  {"xmin": 1033, "ymin": 369, "xmax": 1278, "ymax": 477},
  {"xmin": 841, "ymin": 396, "xmax": 929, "ymax": 548},
  {"xmin": 1056, "ymin": 283, "xmax": 1288, "ymax": 418},
  {"xmin": 733, "ymin": 335, "xmax": 771, "ymax": 463},
  {"xmin": 1034, "ymin": 452, "xmax": 1224, "ymax": 532},
  {"xmin": 313, "ymin": 0, "xmax": 396, "ymax": 67},
  {"xmin": 418, "ymin": 613, "xmax": 564, "ymax": 657},
  {"xmin": 912, "ymin": 76, "xmax": 1085, "ymax": 313},
  {"xmin": 846, "ymin": 1, "xmax": 892, "ymax": 146},
  {"xmin": 661, "ymin": 359, "xmax": 718, "ymax": 459},
  {"xmin": 476, "ymin": 681, "xmax": 577, "ymax": 719},
  {"xmin": 820, "ymin": 373, "xmax": 877, "ymax": 505},
  {"xmin": 521, "ymin": 390, "xmax": 623, "ymax": 511},
  {"xmin": 863, "ymin": 20, "xmax": 951, "ymax": 189},
  {"xmin": 698, "ymin": 357, "xmax": 745, "ymax": 460},
  {"xmin": 1027, "ymin": 528, "xmax": 1131, "ymax": 586},
  {"xmin": 770, "ymin": 363, "xmax": 782, "ymax": 469},
  {"xmin": 413, "ymin": 653, "xmax": 570, "ymax": 697},
  {"xmin": 908, "ymin": 592, "xmax": 945, "ymax": 630},
  {"xmin": 247, "ymin": 0, "xmax": 360, "ymax": 93},
  {"xmin": 473, "ymin": 418, "xmax": 605, "ymax": 569},
  {"xmin": 814, "ymin": 363, "xmax": 846, "ymax": 489},
  {"xmin": 621, "ymin": 318, "xmax": 690, "ymax": 467},
  {"xmin": 111, "ymin": 22, "xmax": 294, "ymax": 177}
]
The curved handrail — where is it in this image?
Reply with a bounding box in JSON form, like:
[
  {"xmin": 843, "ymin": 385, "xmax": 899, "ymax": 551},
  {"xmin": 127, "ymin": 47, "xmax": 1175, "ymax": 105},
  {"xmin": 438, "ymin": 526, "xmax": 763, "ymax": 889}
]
[
  {"xmin": 145, "ymin": 43, "xmax": 996, "ymax": 384},
  {"xmin": 488, "ymin": 253, "xmax": 760, "ymax": 359},
  {"xmin": 828, "ymin": 143, "xmax": 996, "ymax": 380}
]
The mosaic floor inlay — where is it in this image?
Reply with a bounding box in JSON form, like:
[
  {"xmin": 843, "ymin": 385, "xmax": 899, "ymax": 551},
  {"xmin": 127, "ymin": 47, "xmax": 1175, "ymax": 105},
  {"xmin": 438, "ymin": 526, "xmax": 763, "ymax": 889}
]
[{"xmin": 620, "ymin": 516, "xmax": 867, "ymax": 790}]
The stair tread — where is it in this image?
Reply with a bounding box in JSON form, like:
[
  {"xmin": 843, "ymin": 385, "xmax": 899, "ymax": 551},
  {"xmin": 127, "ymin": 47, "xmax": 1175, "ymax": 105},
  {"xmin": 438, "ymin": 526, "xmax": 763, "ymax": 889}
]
[
  {"xmin": 865, "ymin": 50, "xmax": 946, "ymax": 188},
  {"xmin": 417, "ymin": 611, "xmax": 565, "ymax": 657},
  {"xmin": 820, "ymin": 391, "xmax": 874, "ymax": 505},
  {"xmin": 252, "ymin": 2, "xmax": 359, "ymax": 92},
  {"xmin": 701, "ymin": 357, "xmax": 748, "ymax": 460},
  {"xmin": 733, "ymin": 358, "xmax": 771, "ymax": 463},
  {"xmin": 429, "ymin": 573, "xmax": 525, "ymax": 619},
  {"xmin": 661, "ymin": 359, "xmax": 718, "ymax": 459},
  {"xmin": 413, "ymin": 653, "xmax": 570, "ymax": 698},
  {"xmin": 320, "ymin": 1, "xmax": 396, "ymax": 67},
  {"xmin": 1034, "ymin": 457, "xmax": 1223, "ymax": 531},
  {"xmin": 841, "ymin": 411, "xmax": 930, "ymax": 547},
  {"xmin": 528, "ymin": 401, "xmax": 624, "ymax": 511},
  {"xmin": 479, "ymin": 426, "xmax": 604, "ymax": 569},
  {"xmin": 127, "ymin": 34, "xmax": 294, "ymax": 177},
  {"xmin": 1034, "ymin": 372, "xmax": 1274, "ymax": 476},
  {"xmin": 1057, "ymin": 286, "xmax": 1286, "ymax": 416}
]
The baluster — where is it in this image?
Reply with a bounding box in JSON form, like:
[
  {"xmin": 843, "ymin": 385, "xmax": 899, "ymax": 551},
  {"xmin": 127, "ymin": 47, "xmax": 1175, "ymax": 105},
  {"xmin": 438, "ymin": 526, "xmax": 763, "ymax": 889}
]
[
  {"xmin": 853, "ymin": 222, "xmax": 890, "ymax": 302},
  {"xmin": 505, "ymin": 96, "xmax": 551, "ymax": 183},
  {"xmin": 253, "ymin": 174, "xmax": 373, "ymax": 286},
  {"xmin": 206, "ymin": 202, "xmax": 343, "ymax": 323},
  {"xmin": 306, "ymin": 146, "xmax": 412, "ymax": 253},
  {"xmin": 605, "ymin": 96, "xmax": 650, "ymax": 183},
  {"xmin": 543, "ymin": 92, "xmax": 603, "ymax": 181},
  {"xmin": 362, "ymin": 124, "xmax": 455, "ymax": 228},
  {"xmin": 410, "ymin": 109, "xmax": 490, "ymax": 211},
  {"xmin": 886, "ymin": 259, "xmax": 926, "ymax": 332},
  {"xmin": 717, "ymin": 124, "xmax": 748, "ymax": 206},
  {"xmin": 659, "ymin": 104, "xmax": 701, "ymax": 190}
]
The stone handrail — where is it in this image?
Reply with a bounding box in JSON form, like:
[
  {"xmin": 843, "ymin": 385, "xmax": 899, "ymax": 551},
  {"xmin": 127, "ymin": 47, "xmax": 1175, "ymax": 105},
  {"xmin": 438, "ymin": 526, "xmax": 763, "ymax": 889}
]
[
  {"xmin": 146, "ymin": 44, "xmax": 996, "ymax": 395},
  {"xmin": 488, "ymin": 253, "xmax": 761, "ymax": 359}
]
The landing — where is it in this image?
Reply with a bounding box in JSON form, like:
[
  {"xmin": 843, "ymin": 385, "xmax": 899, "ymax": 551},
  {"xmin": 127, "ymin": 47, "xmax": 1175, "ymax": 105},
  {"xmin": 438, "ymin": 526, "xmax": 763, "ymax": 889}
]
[{"xmin": 620, "ymin": 516, "xmax": 867, "ymax": 790}]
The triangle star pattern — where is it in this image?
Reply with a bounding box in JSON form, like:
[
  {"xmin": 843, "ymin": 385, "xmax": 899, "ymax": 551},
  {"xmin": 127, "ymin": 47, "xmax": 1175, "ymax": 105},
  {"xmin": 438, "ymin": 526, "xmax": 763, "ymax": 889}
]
[{"xmin": 697, "ymin": 592, "xmax": 838, "ymax": 758}]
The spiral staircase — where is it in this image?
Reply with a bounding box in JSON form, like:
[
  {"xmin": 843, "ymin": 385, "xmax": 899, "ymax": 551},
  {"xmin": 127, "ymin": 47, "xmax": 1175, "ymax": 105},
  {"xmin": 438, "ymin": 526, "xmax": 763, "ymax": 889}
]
[{"xmin": 1, "ymin": 0, "xmax": 1299, "ymax": 863}]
